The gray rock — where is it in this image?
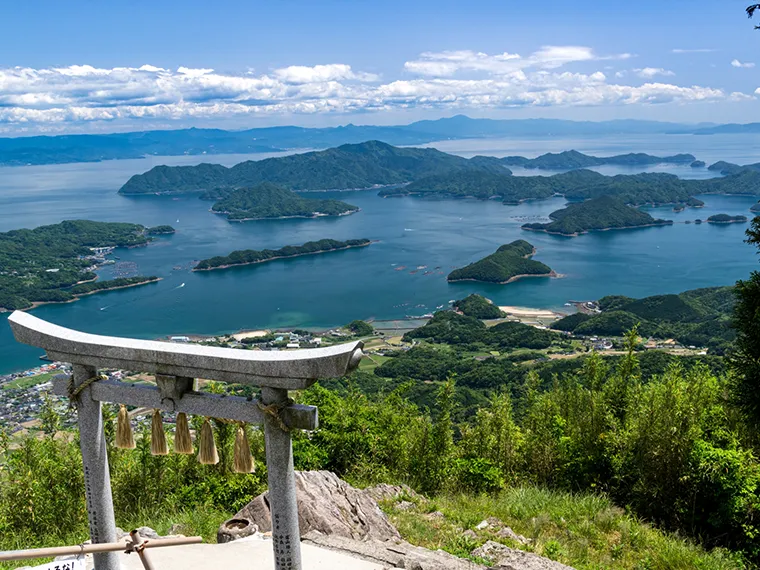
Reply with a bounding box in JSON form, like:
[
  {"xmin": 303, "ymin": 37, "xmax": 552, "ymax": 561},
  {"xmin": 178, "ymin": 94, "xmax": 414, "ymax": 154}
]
[
  {"xmin": 135, "ymin": 526, "xmax": 159, "ymax": 539},
  {"xmin": 475, "ymin": 519, "xmax": 489, "ymax": 530},
  {"xmin": 496, "ymin": 526, "xmax": 531, "ymax": 545},
  {"xmin": 364, "ymin": 483, "xmax": 423, "ymax": 503},
  {"xmin": 472, "ymin": 540, "xmax": 575, "ymax": 570},
  {"xmin": 462, "ymin": 529, "xmax": 478, "ymax": 540},
  {"xmin": 425, "ymin": 511, "xmax": 445, "ymax": 521},
  {"xmin": 304, "ymin": 531, "xmax": 487, "ymax": 570},
  {"xmin": 396, "ymin": 500, "xmax": 416, "ymax": 511},
  {"xmin": 219, "ymin": 470, "xmax": 401, "ymax": 543}
]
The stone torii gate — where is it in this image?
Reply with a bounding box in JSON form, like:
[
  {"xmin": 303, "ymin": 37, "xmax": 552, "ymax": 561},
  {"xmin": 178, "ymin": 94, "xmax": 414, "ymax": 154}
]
[{"xmin": 8, "ymin": 311, "xmax": 364, "ymax": 570}]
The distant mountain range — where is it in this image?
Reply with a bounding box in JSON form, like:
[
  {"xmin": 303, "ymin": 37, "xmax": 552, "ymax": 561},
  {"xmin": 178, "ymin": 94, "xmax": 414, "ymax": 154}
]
[{"xmin": 0, "ymin": 114, "xmax": 736, "ymax": 167}]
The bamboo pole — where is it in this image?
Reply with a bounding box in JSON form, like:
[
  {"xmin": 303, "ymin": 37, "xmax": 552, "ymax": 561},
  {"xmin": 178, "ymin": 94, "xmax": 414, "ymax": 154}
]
[{"xmin": 0, "ymin": 536, "xmax": 202, "ymax": 562}]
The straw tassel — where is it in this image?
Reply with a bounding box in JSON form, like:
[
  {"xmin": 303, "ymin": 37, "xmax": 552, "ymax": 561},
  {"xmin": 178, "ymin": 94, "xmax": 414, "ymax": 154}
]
[
  {"xmin": 233, "ymin": 425, "xmax": 255, "ymax": 473},
  {"xmin": 174, "ymin": 412, "xmax": 194, "ymax": 454},
  {"xmin": 115, "ymin": 405, "xmax": 136, "ymax": 449},
  {"xmin": 197, "ymin": 418, "xmax": 219, "ymax": 465},
  {"xmin": 150, "ymin": 409, "xmax": 169, "ymax": 456}
]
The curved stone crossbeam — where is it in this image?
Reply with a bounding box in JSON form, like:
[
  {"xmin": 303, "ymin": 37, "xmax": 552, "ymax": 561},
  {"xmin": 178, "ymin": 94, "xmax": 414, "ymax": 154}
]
[{"xmin": 9, "ymin": 311, "xmax": 364, "ymax": 389}]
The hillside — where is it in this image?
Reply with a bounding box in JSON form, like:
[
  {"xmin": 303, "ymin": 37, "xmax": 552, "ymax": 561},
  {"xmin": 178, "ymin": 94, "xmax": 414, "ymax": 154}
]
[
  {"xmin": 501, "ymin": 149, "xmax": 695, "ymax": 170},
  {"xmin": 448, "ymin": 240, "xmax": 554, "ymax": 283},
  {"xmin": 119, "ymin": 140, "xmax": 493, "ymax": 194},
  {"xmin": 0, "ymin": 220, "xmax": 168, "ymax": 310},
  {"xmin": 707, "ymin": 214, "xmax": 748, "ymax": 224},
  {"xmin": 209, "ymin": 182, "xmax": 358, "ymax": 221},
  {"xmin": 194, "ymin": 238, "xmax": 371, "ymax": 270},
  {"xmin": 553, "ymin": 286, "xmax": 736, "ymax": 353},
  {"xmin": 522, "ymin": 196, "xmax": 672, "ymax": 236}
]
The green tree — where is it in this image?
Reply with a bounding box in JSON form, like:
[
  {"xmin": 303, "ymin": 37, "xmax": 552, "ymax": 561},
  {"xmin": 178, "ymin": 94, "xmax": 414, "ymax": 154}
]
[{"xmin": 731, "ymin": 217, "xmax": 760, "ymax": 423}]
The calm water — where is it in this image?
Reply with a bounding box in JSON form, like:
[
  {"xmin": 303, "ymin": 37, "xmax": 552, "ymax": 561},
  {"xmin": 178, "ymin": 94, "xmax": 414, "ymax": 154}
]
[{"xmin": 2, "ymin": 133, "xmax": 759, "ymax": 373}]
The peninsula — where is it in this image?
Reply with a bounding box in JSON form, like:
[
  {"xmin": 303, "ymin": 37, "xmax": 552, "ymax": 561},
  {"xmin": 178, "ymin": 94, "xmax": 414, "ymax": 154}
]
[
  {"xmin": 448, "ymin": 240, "xmax": 555, "ymax": 284},
  {"xmin": 501, "ymin": 149, "xmax": 696, "ymax": 170},
  {"xmin": 707, "ymin": 214, "xmax": 748, "ymax": 224},
  {"xmin": 522, "ymin": 196, "xmax": 673, "ymax": 236},
  {"xmin": 0, "ymin": 220, "xmax": 171, "ymax": 311},
  {"xmin": 208, "ymin": 182, "xmax": 358, "ymax": 221},
  {"xmin": 194, "ymin": 238, "xmax": 371, "ymax": 271}
]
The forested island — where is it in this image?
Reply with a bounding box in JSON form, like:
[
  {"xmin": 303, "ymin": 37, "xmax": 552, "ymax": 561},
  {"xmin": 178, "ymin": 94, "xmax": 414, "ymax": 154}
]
[
  {"xmin": 119, "ymin": 140, "xmax": 505, "ymax": 195},
  {"xmin": 707, "ymin": 214, "xmax": 748, "ymax": 224},
  {"xmin": 522, "ymin": 196, "xmax": 673, "ymax": 236},
  {"xmin": 501, "ymin": 149, "xmax": 695, "ymax": 170},
  {"xmin": 448, "ymin": 240, "xmax": 555, "ymax": 284},
  {"xmin": 118, "ymin": 141, "xmax": 760, "ymax": 212},
  {"xmin": 146, "ymin": 225, "xmax": 176, "ymax": 235},
  {"xmin": 0, "ymin": 220, "xmax": 170, "ymax": 310},
  {"xmin": 208, "ymin": 182, "xmax": 359, "ymax": 221},
  {"xmin": 194, "ymin": 238, "xmax": 371, "ymax": 271},
  {"xmin": 553, "ymin": 286, "xmax": 735, "ymax": 353}
]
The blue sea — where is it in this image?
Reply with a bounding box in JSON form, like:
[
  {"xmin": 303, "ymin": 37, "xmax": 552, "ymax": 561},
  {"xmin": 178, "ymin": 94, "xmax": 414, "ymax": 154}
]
[{"xmin": 1, "ymin": 133, "xmax": 759, "ymax": 374}]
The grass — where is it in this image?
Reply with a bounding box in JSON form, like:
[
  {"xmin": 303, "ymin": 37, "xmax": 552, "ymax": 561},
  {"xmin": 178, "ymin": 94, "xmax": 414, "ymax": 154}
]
[
  {"xmin": 382, "ymin": 487, "xmax": 745, "ymax": 570},
  {"xmin": 2, "ymin": 370, "xmax": 58, "ymax": 390},
  {"xmin": 0, "ymin": 506, "xmax": 230, "ymax": 569}
]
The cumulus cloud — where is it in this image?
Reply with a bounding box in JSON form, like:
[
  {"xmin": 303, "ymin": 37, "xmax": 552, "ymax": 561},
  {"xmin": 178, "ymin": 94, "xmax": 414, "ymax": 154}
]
[
  {"xmin": 635, "ymin": 68, "xmax": 675, "ymax": 78},
  {"xmin": 0, "ymin": 50, "xmax": 750, "ymax": 129},
  {"xmin": 731, "ymin": 59, "xmax": 756, "ymax": 68}
]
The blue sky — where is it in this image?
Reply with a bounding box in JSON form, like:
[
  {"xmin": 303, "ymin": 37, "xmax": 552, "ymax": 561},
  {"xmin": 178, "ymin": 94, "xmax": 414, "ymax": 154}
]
[{"xmin": 1, "ymin": 0, "xmax": 758, "ymax": 133}]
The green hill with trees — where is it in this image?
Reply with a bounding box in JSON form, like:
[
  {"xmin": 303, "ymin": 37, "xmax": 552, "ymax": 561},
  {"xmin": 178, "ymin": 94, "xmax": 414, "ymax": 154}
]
[
  {"xmin": 448, "ymin": 240, "xmax": 554, "ymax": 283},
  {"xmin": 119, "ymin": 140, "xmax": 500, "ymax": 195},
  {"xmin": 194, "ymin": 238, "xmax": 371, "ymax": 271},
  {"xmin": 501, "ymin": 149, "xmax": 695, "ymax": 170},
  {"xmin": 453, "ymin": 294, "xmax": 505, "ymax": 319},
  {"xmin": 209, "ymin": 182, "xmax": 359, "ymax": 221},
  {"xmin": 522, "ymin": 196, "xmax": 673, "ymax": 236},
  {"xmin": 0, "ymin": 220, "xmax": 169, "ymax": 310},
  {"xmin": 553, "ymin": 286, "xmax": 736, "ymax": 353},
  {"xmin": 707, "ymin": 214, "xmax": 748, "ymax": 224}
]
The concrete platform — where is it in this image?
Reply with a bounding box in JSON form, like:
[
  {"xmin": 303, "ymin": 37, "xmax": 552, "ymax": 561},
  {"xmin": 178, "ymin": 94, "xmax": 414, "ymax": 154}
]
[{"xmin": 117, "ymin": 536, "xmax": 385, "ymax": 570}]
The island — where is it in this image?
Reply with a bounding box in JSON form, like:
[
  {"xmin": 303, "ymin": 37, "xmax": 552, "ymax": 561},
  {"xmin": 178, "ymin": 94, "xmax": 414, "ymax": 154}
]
[
  {"xmin": 750, "ymin": 202, "xmax": 760, "ymax": 212},
  {"xmin": 0, "ymin": 220, "xmax": 171, "ymax": 311},
  {"xmin": 194, "ymin": 238, "xmax": 371, "ymax": 271},
  {"xmin": 209, "ymin": 183, "xmax": 359, "ymax": 221},
  {"xmin": 147, "ymin": 225, "xmax": 176, "ymax": 235},
  {"xmin": 453, "ymin": 294, "xmax": 505, "ymax": 319},
  {"xmin": 521, "ymin": 196, "xmax": 673, "ymax": 237},
  {"xmin": 501, "ymin": 149, "xmax": 696, "ymax": 170},
  {"xmin": 447, "ymin": 240, "xmax": 555, "ymax": 284},
  {"xmin": 119, "ymin": 140, "xmax": 499, "ymax": 195},
  {"xmin": 706, "ymin": 214, "xmax": 748, "ymax": 224},
  {"xmin": 117, "ymin": 140, "xmax": 760, "ymax": 209},
  {"xmin": 691, "ymin": 160, "xmax": 706, "ymax": 168}
]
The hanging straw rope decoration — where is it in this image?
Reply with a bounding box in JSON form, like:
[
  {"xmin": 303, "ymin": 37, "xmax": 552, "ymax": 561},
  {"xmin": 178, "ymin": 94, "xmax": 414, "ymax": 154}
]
[
  {"xmin": 197, "ymin": 418, "xmax": 219, "ymax": 465},
  {"xmin": 233, "ymin": 424, "xmax": 255, "ymax": 473},
  {"xmin": 150, "ymin": 409, "xmax": 169, "ymax": 456},
  {"xmin": 115, "ymin": 404, "xmax": 136, "ymax": 449},
  {"xmin": 174, "ymin": 412, "xmax": 194, "ymax": 454}
]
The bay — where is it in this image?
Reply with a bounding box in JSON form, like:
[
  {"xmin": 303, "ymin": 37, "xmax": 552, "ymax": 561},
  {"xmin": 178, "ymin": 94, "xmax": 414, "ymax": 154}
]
[{"xmin": 1, "ymin": 133, "xmax": 759, "ymax": 374}]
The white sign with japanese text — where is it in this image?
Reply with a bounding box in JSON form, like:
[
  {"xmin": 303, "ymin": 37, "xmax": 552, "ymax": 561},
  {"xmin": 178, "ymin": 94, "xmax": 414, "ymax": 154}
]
[{"xmin": 31, "ymin": 559, "xmax": 85, "ymax": 570}]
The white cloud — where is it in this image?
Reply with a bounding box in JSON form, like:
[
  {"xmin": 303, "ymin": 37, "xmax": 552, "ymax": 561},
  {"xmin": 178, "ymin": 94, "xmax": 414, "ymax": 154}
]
[
  {"xmin": 635, "ymin": 67, "xmax": 675, "ymax": 78},
  {"xmin": 672, "ymin": 48, "xmax": 716, "ymax": 54},
  {"xmin": 0, "ymin": 51, "xmax": 751, "ymax": 129},
  {"xmin": 731, "ymin": 59, "xmax": 756, "ymax": 68}
]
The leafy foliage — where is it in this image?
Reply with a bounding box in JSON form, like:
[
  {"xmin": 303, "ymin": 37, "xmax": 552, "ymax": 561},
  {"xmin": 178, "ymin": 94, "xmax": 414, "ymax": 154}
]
[
  {"xmin": 210, "ymin": 182, "xmax": 358, "ymax": 220},
  {"xmin": 522, "ymin": 196, "xmax": 672, "ymax": 236},
  {"xmin": 501, "ymin": 149, "xmax": 695, "ymax": 170},
  {"xmin": 0, "ymin": 220, "xmax": 163, "ymax": 310},
  {"xmin": 448, "ymin": 240, "xmax": 553, "ymax": 283},
  {"xmin": 453, "ymin": 294, "xmax": 505, "ymax": 319},
  {"xmin": 346, "ymin": 319, "xmax": 374, "ymax": 336},
  {"xmin": 195, "ymin": 238, "xmax": 370, "ymax": 270}
]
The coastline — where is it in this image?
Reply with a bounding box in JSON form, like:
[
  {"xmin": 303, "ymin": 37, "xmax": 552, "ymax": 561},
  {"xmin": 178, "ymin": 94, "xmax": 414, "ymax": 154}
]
[
  {"xmin": 448, "ymin": 270, "xmax": 558, "ymax": 285},
  {"xmin": 211, "ymin": 208, "xmax": 360, "ymax": 222},
  {"xmin": 522, "ymin": 221, "xmax": 673, "ymax": 237},
  {"xmin": 2, "ymin": 278, "xmax": 162, "ymax": 313},
  {"xmin": 193, "ymin": 242, "xmax": 373, "ymax": 272}
]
